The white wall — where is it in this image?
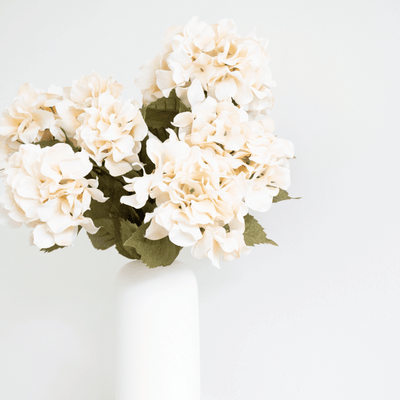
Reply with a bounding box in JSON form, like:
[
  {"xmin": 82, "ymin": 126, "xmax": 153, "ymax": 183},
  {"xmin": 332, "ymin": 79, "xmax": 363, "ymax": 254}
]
[{"xmin": 0, "ymin": 0, "xmax": 399, "ymax": 399}]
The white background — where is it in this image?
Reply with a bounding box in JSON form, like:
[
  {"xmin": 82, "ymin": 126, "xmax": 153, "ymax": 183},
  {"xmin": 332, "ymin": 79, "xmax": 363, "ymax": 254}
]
[{"xmin": 0, "ymin": 0, "xmax": 399, "ymax": 399}]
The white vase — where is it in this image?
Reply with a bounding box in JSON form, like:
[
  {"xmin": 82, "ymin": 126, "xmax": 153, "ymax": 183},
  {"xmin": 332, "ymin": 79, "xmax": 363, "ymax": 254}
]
[{"xmin": 115, "ymin": 259, "xmax": 201, "ymax": 400}]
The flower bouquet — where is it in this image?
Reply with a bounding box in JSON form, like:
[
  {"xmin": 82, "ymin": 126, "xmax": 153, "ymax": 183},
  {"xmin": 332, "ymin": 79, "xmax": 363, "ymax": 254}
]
[{"xmin": 0, "ymin": 17, "xmax": 296, "ymax": 268}]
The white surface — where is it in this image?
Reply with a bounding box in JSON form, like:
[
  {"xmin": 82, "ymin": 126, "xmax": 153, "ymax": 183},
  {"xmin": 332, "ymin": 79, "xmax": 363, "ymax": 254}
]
[
  {"xmin": 0, "ymin": 1, "xmax": 399, "ymax": 399},
  {"xmin": 115, "ymin": 260, "xmax": 200, "ymax": 400}
]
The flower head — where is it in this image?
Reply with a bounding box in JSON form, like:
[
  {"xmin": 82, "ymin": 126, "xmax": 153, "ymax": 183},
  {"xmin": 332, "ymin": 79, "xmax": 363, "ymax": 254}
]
[
  {"xmin": 0, "ymin": 83, "xmax": 64, "ymax": 163},
  {"xmin": 69, "ymin": 72, "xmax": 124, "ymax": 109},
  {"xmin": 136, "ymin": 17, "xmax": 274, "ymax": 114},
  {"xmin": 75, "ymin": 92, "xmax": 147, "ymax": 176},
  {"xmin": 0, "ymin": 143, "xmax": 107, "ymax": 248},
  {"xmin": 173, "ymin": 97, "xmax": 294, "ymax": 211},
  {"xmin": 121, "ymin": 132, "xmax": 250, "ymax": 267}
]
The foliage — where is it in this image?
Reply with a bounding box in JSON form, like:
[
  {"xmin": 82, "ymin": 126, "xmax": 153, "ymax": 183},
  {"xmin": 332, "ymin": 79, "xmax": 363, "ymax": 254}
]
[
  {"xmin": 124, "ymin": 222, "xmax": 182, "ymax": 268},
  {"xmin": 141, "ymin": 90, "xmax": 189, "ymax": 142},
  {"xmin": 244, "ymin": 214, "xmax": 278, "ymax": 247},
  {"xmin": 273, "ymin": 189, "xmax": 300, "ymax": 203}
]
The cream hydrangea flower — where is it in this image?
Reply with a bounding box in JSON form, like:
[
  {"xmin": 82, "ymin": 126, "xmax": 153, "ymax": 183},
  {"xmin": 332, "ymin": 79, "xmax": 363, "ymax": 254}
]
[
  {"xmin": 136, "ymin": 17, "xmax": 274, "ymax": 113},
  {"xmin": 69, "ymin": 72, "xmax": 124, "ymax": 109},
  {"xmin": 0, "ymin": 143, "xmax": 107, "ymax": 248},
  {"xmin": 75, "ymin": 92, "xmax": 148, "ymax": 176},
  {"xmin": 192, "ymin": 223, "xmax": 249, "ymax": 266},
  {"xmin": 49, "ymin": 72, "xmax": 126, "ymax": 146},
  {"xmin": 173, "ymin": 97, "xmax": 294, "ymax": 212},
  {"xmin": 121, "ymin": 132, "xmax": 250, "ymax": 267},
  {"xmin": 0, "ymin": 83, "xmax": 66, "ymax": 164}
]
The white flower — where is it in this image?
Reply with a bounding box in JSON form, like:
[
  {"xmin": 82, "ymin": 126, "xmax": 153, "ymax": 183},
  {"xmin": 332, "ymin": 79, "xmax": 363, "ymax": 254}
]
[
  {"xmin": 192, "ymin": 223, "xmax": 249, "ymax": 267},
  {"xmin": 75, "ymin": 92, "xmax": 148, "ymax": 176},
  {"xmin": 0, "ymin": 83, "xmax": 63, "ymax": 160},
  {"xmin": 135, "ymin": 17, "xmax": 275, "ymax": 113},
  {"xmin": 51, "ymin": 72, "xmax": 126, "ymax": 143},
  {"xmin": 121, "ymin": 132, "xmax": 250, "ymax": 267},
  {"xmin": 0, "ymin": 143, "xmax": 107, "ymax": 248},
  {"xmin": 173, "ymin": 97, "xmax": 294, "ymax": 212},
  {"xmin": 69, "ymin": 72, "xmax": 123, "ymax": 109}
]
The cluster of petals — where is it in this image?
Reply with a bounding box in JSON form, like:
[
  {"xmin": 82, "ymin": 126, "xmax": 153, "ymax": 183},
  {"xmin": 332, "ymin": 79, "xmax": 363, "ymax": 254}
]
[
  {"xmin": 59, "ymin": 73, "xmax": 148, "ymax": 176},
  {"xmin": 0, "ymin": 73, "xmax": 147, "ymax": 177},
  {"xmin": 75, "ymin": 90, "xmax": 147, "ymax": 176},
  {"xmin": 0, "ymin": 143, "xmax": 107, "ymax": 248},
  {"xmin": 136, "ymin": 17, "xmax": 274, "ymax": 113},
  {"xmin": 46, "ymin": 73, "xmax": 126, "ymax": 143},
  {"xmin": 68, "ymin": 72, "xmax": 124, "ymax": 109},
  {"xmin": 121, "ymin": 133, "xmax": 250, "ymax": 267},
  {"xmin": 0, "ymin": 83, "xmax": 67, "ymax": 167},
  {"xmin": 173, "ymin": 96, "xmax": 294, "ymax": 212}
]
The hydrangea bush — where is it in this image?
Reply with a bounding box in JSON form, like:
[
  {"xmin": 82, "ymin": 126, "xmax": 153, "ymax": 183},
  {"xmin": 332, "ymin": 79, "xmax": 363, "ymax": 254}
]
[{"xmin": 0, "ymin": 17, "xmax": 297, "ymax": 268}]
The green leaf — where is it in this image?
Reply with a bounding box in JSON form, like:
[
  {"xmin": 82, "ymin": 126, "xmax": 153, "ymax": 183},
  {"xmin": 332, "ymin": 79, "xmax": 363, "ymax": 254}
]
[
  {"xmin": 86, "ymin": 217, "xmax": 141, "ymax": 258},
  {"xmin": 124, "ymin": 222, "xmax": 182, "ymax": 268},
  {"xmin": 124, "ymin": 168, "xmax": 141, "ymax": 180},
  {"xmin": 137, "ymin": 135, "xmax": 155, "ymax": 174},
  {"xmin": 87, "ymin": 171, "xmax": 144, "ymax": 225},
  {"xmin": 82, "ymin": 158, "xmax": 161, "ymax": 260},
  {"xmin": 36, "ymin": 139, "xmax": 62, "ymax": 149},
  {"xmin": 145, "ymin": 89, "xmax": 189, "ymax": 115},
  {"xmin": 40, "ymin": 244, "xmax": 65, "ymax": 253},
  {"xmin": 272, "ymin": 189, "xmax": 301, "ymax": 203},
  {"xmin": 87, "ymin": 218, "xmax": 116, "ymax": 250},
  {"xmin": 145, "ymin": 109, "xmax": 179, "ymax": 129},
  {"xmin": 142, "ymin": 199, "xmax": 157, "ymax": 215},
  {"xmin": 35, "ymin": 128, "xmax": 80, "ymax": 152},
  {"xmin": 141, "ymin": 90, "xmax": 189, "ymax": 143},
  {"xmin": 244, "ymin": 214, "xmax": 278, "ymax": 247},
  {"xmin": 85, "ymin": 198, "xmax": 110, "ymax": 220},
  {"xmin": 119, "ymin": 219, "xmax": 138, "ymax": 244},
  {"xmin": 84, "ymin": 170, "xmax": 144, "ymax": 257},
  {"xmin": 115, "ymin": 219, "xmax": 141, "ymax": 259}
]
